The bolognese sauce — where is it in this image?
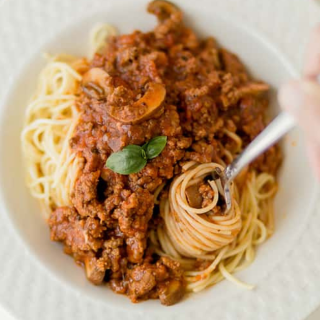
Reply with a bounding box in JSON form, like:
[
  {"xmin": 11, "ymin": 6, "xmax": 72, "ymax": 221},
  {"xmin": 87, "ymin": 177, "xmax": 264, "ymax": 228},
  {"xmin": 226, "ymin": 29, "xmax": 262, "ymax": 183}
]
[{"xmin": 47, "ymin": 0, "xmax": 281, "ymax": 305}]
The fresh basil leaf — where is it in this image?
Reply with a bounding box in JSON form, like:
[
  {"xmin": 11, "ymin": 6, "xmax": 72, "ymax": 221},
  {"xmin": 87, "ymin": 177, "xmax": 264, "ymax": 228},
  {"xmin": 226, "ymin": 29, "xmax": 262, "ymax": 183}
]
[
  {"xmin": 106, "ymin": 145, "xmax": 147, "ymax": 175},
  {"xmin": 123, "ymin": 145, "xmax": 142, "ymax": 152},
  {"xmin": 106, "ymin": 136, "xmax": 167, "ymax": 175},
  {"xmin": 141, "ymin": 148, "xmax": 147, "ymax": 160},
  {"xmin": 145, "ymin": 136, "xmax": 167, "ymax": 159},
  {"xmin": 123, "ymin": 145, "xmax": 147, "ymax": 161},
  {"xmin": 141, "ymin": 143, "xmax": 148, "ymax": 151}
]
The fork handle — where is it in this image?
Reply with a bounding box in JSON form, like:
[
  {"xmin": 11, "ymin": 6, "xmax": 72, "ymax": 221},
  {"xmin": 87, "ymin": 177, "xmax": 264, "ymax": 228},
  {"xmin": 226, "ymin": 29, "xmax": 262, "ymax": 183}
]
[{"xmin": 225, "ymin": 111, "xmax": 295, "ymax": 182}]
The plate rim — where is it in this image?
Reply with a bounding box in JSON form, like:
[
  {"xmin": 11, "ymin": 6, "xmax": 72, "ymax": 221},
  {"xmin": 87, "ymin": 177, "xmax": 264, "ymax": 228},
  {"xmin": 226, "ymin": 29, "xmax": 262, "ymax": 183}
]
[{"xmin": 0, "ymin": 0, "xmax": 319, "ymax": 319}]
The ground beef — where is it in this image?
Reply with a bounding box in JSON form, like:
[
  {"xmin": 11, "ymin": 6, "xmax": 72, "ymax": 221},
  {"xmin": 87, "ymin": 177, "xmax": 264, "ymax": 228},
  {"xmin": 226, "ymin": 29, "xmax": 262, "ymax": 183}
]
[
  {"xmin": 127, "ymin": 256, "xmax": 184, "ymax": 305},
  {"xmin": 199, "ymin": 183, "xmax": 215, "ymax": 208},
  {"xmin": 48, "ymin": 0, "xmax": 281, "ymax": 305},
  {"xmin": 48, "ymin": 207, "xmax": 105, "ymax": 253}
]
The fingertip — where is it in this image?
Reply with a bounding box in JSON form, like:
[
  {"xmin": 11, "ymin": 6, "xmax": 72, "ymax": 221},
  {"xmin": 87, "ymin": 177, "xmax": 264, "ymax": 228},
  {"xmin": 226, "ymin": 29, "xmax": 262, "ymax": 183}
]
[
  {"xmin": 311, "ymin": 23, "xmax": 320, "ymax": 41},
  {"xmin": 278, "ymin": 80, "xmax": 304, "ymax": 115},
  {"xmin": 278, "ymin": 79, "xmax": 320, "ymax": 115},
  {"xmin": 304, "ymin": 24, "xmax": 320, "ymax": 78},
  {"xmin": 301, "ymin": 79, "xmax": 320, "ymax": 98},
  {"xmin": 279, "ymin": 80, "xmax": 320, "ymax": 144},
  {"xmin": 306, "ymin": 141, "xmax": 320, "ymax": 181}
]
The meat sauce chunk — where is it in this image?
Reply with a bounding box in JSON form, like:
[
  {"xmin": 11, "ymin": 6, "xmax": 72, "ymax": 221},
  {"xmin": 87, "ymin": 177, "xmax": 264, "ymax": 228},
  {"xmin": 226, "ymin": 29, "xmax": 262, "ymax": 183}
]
[{"xmin": 48, "ymin": 0, "xmax": 280, "ymax": 305}]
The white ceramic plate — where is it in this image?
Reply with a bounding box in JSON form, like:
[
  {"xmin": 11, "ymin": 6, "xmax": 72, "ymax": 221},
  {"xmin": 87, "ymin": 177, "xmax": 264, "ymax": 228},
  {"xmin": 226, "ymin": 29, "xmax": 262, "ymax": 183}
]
[{"xmin": 0, "ymin": 0, "xmax": 319, "ymax": 319}]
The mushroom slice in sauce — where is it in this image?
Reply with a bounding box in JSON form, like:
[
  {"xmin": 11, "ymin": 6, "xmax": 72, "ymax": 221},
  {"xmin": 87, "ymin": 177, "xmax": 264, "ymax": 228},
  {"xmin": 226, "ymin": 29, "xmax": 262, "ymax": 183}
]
[
  {"xmin": 82, "ymin": 67, "xmax": 166, "ymax": 124},
  {"xmin": 82, "ymin": 67, "xmax": 113, "ymax": 99},
  {"xmin": 107, "ymin": 82, "xmax": 166, "ymax": 124}
]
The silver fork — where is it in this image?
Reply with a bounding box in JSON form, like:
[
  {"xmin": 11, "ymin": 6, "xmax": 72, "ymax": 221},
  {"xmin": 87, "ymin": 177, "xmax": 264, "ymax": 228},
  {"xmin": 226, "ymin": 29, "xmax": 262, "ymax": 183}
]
[
  {"xmin": 214, "ymin": 75, "xmax": 320, "ymax": 211},
  {"xmin": 213, "ymin": 111, "xmax": 295, "ymax": 211}
]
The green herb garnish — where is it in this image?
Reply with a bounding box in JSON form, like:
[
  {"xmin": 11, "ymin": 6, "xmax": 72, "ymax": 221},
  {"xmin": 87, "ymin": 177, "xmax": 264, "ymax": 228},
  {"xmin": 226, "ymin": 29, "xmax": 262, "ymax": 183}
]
[
  {"xmin": 144, "ymin": 136, "xmax": 167, "ymax": 159},
  {"xmin": 106, "ymin": 136, "xmax": 167, "ymax": 175}
]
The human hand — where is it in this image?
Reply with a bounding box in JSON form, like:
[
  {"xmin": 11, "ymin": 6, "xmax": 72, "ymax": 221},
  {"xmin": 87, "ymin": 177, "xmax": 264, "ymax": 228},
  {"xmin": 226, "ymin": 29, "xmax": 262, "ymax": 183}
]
[{"xmin": 279, "ymin": 25, "xmax": 320, "ymax": 179}]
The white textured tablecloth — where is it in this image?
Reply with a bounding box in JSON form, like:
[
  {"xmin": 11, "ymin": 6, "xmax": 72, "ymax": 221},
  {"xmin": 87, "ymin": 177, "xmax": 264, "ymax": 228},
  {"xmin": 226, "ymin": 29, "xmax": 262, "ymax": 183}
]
[{"xmin": 0, "ymin": 0, "xmax": 319, "ymax": 319}]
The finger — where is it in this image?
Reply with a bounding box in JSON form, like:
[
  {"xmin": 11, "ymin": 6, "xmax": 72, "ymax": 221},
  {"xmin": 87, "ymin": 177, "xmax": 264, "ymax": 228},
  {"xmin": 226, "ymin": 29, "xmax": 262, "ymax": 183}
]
[
  {"xmin": 304, "ymin": 25, "xmax": 320, "ymax": 80},
  {"xmin": 306, "ymin": 140, "xmax": 320, "ymax": 181},
  {"xmin": 278, "ymin": 79, "xmax": 320, "ymax": 144}
]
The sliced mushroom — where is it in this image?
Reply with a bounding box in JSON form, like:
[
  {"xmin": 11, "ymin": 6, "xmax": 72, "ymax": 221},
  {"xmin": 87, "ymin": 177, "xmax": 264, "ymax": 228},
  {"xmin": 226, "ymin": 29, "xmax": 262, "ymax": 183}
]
[
  {"xmin": 147, "ymin": 0, "xmax": 181, "ymax": 21},
  {"xmin": 82, "ymin": 68, "xmax": 166, "ymax": 124},
  {"xmin": 185, "ymin": 183, "xmax": 203, "ymax": 209},
  {"xmin": 158, "ymin": 279, "xmax": 184, "ymax": 306},
  {"xmin": 107, "ymin": 82, "xmax": 166, "ymax": 124},
  {"xmin": 83, "ymin": 256, "xmax": 106, "ymax": 285},
  {"xmin": 82, "ymin": 67, "xmax": 113, "ymax": 99}
]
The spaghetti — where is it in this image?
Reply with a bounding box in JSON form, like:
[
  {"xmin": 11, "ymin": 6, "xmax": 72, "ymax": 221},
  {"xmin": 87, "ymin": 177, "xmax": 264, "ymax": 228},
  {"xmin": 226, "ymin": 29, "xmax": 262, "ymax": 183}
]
[
  {"xmin": 151, "ymin": 160, "xmax": 277, "ymax": 292},
  {"xmin": 89, "ymin": 23, "xmax": 117, "ymax": 57},
  {"xmin": 161, "ymin": 162, "xmax": 241, "ymax": 258},
  {"xmin": 21, "ymin": 26, "xmax": 116, "ymax": 215},
  {"xmin": 21, "ymin": 0, "xmax": 281, "ymax": 306},
  {"xmin": 21, "ymin": 56, "xmax": 87, "ymax": 214}
]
